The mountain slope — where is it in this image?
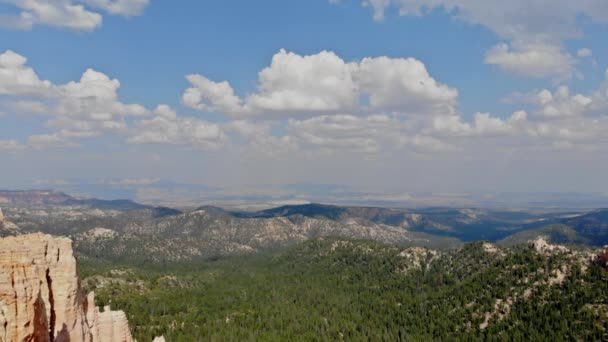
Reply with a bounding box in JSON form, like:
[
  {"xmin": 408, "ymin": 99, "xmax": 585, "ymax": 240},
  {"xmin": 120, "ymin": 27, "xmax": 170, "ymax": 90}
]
[
  {"xmin": 240, "ymin": 203, "xmax": 427, "ymax": 228},
  {"xmin": 504, "ymin": 209, "xmax": 608, "ymax": 247},
  {"xmin": 561, "ymin": 209, "xmax": 608, "ymax": 245},
  {"xmin": 5, "ymin": 197, "xmax": 608, "ymax": 262},
  {"xmin": 63, "ymin": 198, "xmax": 151, "ymax": 210},
  {"xmin": 497, "ymin": 224, "xmax": 590, "ymax": 247},
  {"xmin": 239, "ymin": 203, "xmax": 349, "ymax": 220},
  {"xmin": 82, "ymin": 238, "xmax": 608, "ymax": 341},
  {"xmin": 239, "ymin": 204, "xmax": 572, "ymax": 241},
  {"xmin": 0, "ymin": 190, "xmax": 75, "ymax": 205},
  {"xmin": 74, "ymin": 209, "xmax": 461, "ymax": 262},
  {"xmin": 2, "ymin": 205, "xmax": 460, "ymax": 262}
]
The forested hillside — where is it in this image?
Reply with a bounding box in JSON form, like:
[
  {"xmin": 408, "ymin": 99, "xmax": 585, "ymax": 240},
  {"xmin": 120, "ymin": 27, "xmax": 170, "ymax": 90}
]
[{"xmin": 82, "ymin": 238, "xmax": 608, "ymax": 341}]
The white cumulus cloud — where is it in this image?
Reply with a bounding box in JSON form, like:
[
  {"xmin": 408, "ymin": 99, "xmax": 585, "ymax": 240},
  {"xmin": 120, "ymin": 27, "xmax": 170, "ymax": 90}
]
[
  {"xmin": 535, "ymin": 86, "xmax": 593, "ymax": 118},
  {"xmin": 183, "ymin": 49, "xmax": 457, "ymax": 119},
  {"xmin": 0, "ymin": 50, "xmax": 149, "ymax": 148},
  {"xmin": 0, "ymin": 50, "xmax": 54, "ymax": 95},
  {"xmin": 128, "ymin": 105, "xmax": 226, "ymax": 149},
  {"xmin": 0, "ymin": 0, "xmax": 149, "ymax": 31},
  {"xmin": 485, "ymin": 43, "xmax": 576, "ymax": 80},
  {"xmin": 182, "ymin": 74, "xmax": 243, "ymax": 114},
  {"xmin": 342, "ymin": 0, "xmax": 608, "ymax": 80}
]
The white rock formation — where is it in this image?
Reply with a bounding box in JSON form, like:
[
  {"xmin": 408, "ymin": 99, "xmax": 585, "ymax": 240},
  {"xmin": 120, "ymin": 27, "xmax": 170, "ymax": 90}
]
[
  {"xmin": 529, "ymin": 237, "xmax": 569, "ymax": 255},
  {"xmin": 0, "ymin": 233, "xmax": 160, "ymax": 342},
  {"xmin": 397, "ymin": 247, "xmax": 440, "ymax": 273},
  {"xmin": 482, "ymin": 242, "xmax": 500, "ymax": 254},
  {"xmin": 75, "ymin": 228, "xmax": 118, "ymax": 243}
]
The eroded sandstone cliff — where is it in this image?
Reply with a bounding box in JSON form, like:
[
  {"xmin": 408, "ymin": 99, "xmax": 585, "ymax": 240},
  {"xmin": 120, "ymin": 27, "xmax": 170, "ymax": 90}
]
[{"xmin": 0, "ymin": 233, "xmax": 138, "ymax": 342}]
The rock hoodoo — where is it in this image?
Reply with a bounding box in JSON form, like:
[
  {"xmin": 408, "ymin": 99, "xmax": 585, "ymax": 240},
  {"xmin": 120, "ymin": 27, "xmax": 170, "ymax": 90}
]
[{"xmin": 0, "ymin": 233, "xmax": 144, "ymax": 342}]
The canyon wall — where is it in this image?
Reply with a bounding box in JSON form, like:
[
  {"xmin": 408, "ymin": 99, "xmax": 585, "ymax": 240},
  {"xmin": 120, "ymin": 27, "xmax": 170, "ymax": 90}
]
[{"xmin": 0, "ymin": 233, "xmax": 139, "ymax": 342}]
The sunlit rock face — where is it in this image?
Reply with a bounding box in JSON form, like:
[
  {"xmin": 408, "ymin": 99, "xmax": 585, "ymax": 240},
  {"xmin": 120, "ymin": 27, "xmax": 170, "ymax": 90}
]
[
  {"xmin": 0, "ymin": 233, "xmax": 140, "ymax": 342},
  {"xmin": 529, "ymin": 236, "xmax": 569, "ymax": 255}
]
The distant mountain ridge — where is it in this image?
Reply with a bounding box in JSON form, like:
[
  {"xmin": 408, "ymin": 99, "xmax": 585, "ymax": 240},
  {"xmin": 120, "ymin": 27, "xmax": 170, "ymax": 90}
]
[
  {"xmin": 62, "ymin": 198, "xmax": 150, "ymax": 210},
  {"xmin": 235, "ymin": 204, "xmax": 608, "ymax": 246},
  {"xmin": 235, "ymin": 203, "xmax": 579, "ymax": 241},
  {"xmin": 2, "ymin": 202, "xmax": 460, "ymax": 262},
  {"xmin": 0, "ymin": 190, "xmax": 75, "ymax": 205},
  {"xmin": 560, "ymin": 209, "xmax": 608, "ymax": 245},
  {"xmin": 0, "ymin": 189, "xmax": 183, "ymax": 215},
  {"xmin": 3, "ymin": 190, "xmax": 608, "ymax": 262},
  {"xmin": 236, "ymin": 203, "xmax": 349, "ymax": 220},
  {"xmin": 498, "ymin": 209, "xmax": 608, "ymax": 247}
]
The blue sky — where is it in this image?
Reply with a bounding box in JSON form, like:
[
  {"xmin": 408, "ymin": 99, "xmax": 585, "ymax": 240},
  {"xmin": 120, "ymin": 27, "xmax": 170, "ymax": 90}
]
[
  {"xmin": 1, "ymin": 0, "xmax": 608, "ymax": 206},
  {"xmin": 1, "ymin": 1, "xmax": 502, "ymax": 114}
]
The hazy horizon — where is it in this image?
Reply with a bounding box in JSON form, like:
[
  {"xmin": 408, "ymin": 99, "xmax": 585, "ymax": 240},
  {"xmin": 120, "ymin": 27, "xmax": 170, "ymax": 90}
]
[{"xmin": 2, "ymin": 184, "xmax": 607, "ymax": 211}]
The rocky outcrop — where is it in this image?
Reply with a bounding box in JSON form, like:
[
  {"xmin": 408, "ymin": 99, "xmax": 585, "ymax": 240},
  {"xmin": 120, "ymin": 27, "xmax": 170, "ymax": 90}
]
[
  {"xmin": 397, "ymin": 247, "xmax": 440, "ymax": 274},
  {"xmin": 481, "ymin": 242, "xmax": 499, "ymax": 254},
  {"xmin": 529, "ymin": 237, "xmax": 569, "ymax": 255},
  {"xmin": 75, "ymin": 228, "xmax": 118, "ymax": 243},
  {"xmin": 0, "ymin": 233, "xmax": 153, "ymax": 342}
]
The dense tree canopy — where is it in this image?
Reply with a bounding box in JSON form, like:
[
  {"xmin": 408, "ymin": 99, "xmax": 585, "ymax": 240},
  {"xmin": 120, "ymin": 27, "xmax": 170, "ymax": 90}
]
[{"xmin": 81, "ymin": 239, "xmax": 608, "ymax": 341}]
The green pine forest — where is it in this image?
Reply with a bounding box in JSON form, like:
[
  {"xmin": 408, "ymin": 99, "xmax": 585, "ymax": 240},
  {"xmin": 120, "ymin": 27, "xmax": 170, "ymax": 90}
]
[{"xmin": 81, "ymin": 239, "xmax": 608, "ymax": 341}]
